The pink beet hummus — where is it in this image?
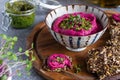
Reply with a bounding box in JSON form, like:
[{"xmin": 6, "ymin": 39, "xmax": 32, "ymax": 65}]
[
  {"xmin": 112, "ymin": 14, "xmax": 120, "ymax": 22},
  {"xmin": 47, "ymin": 54, "xmax": 72, "ymax": 71},
  {"xmin": 52, "ymin": 12, "xmax": 103, "ymax": 36}
]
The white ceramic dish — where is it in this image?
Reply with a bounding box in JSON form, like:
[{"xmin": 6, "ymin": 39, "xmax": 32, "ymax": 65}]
[{"xmin": 45, "ymin": 5, "xmax": 109, "ymax": 52}]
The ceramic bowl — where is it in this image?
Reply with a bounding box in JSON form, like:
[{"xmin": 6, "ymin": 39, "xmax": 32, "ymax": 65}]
[{"xmin": 45, "ymin": 5, "xmax": 109, "ymax": 52}]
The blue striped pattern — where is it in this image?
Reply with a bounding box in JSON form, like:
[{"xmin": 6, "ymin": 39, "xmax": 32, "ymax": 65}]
[
  {"xmin": 85, "ymin": 36, "xmax": 90, "ymax": 46},
  {"xmin": 69, "ymin": 37, "xmax": 73, "ymax": 48},
  {"xmin": 92, "ymin": 34, "xmax": 99, "ymax": 44},
  {"xmin": 60, "ymin": 35, "xmax": 66, "ymax": 45},
  {"xmin": 77, "ymin": 37, "xmax": 81, "ymax": 48},
  {"xmin": 54, "ymin": 32, "xmax": 58, "ymax": 41}
]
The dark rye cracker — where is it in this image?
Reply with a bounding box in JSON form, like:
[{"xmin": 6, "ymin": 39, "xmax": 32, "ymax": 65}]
[{"xmin": 87, "ymin": 18, "xmax": 120, "ymax": 80}]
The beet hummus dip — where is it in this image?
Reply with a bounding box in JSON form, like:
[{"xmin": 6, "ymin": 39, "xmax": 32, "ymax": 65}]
[
  {"xmin": 112, "ymin": 14, "xmax": 120, "ymax": 22},
  {"xmin": 47, "ymin": 54, "xmax": 72, "ymax": 71},
  {"xmin": 52, "ymin": 12, "xmax": 103, "ymax": 36}
]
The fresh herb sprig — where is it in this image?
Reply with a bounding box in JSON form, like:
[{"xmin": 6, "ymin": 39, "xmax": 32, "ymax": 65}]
[
  {"xmin": 60, "ymin": 14, "xmax": 91, "ymax": 30},
  {"xmin": 0, "ymin": 34, "xmax": 35, "ymax": 79},
  {"xmin": 56, "ymin": 57, "xmax": 64, "ymax": 63},
  {"xmin": 80, "ymin": 18, "xmax": 91, "ymax": 30}
]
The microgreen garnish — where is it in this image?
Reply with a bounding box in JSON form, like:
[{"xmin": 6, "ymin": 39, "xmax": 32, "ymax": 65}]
[
  {"xmin": 60, "ymin": 14, "xmax": 91, "ymax": 30},
  {"xmin": 73, "ymin": 64, "xmax": 81, "ymax": 73},
  {"xmin": 80, "ymin": 18, "xmax": 91, "ymax": 30},
  {"xmin": 0, "ymin": 34, "xmax": 36, "ymax": 78},
  {"xmin": 56, "ymin": 57, "xmax": 64, "ymax": 63}
]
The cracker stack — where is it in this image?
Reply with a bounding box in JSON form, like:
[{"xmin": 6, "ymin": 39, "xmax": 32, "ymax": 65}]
[{"xmin": 87, "ymin": 18, "xmax": 120, "ymax": 80}]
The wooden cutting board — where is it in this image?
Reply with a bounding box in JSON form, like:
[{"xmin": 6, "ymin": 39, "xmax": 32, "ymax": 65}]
[{"xmin": 27, "ymin": 10, "xmax": 119, "ymax": 80}]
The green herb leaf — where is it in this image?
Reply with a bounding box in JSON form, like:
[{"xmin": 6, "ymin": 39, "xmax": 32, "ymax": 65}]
[
  {"xmin": 7, "ymin": 51, "xmax": 12, "ymax": 56},
  {"xmin": 1, "ymin": 75, "xmax": 7, "ymax": 80},
  {"xmin": 25, "ymin": 50, "xmax": 29, "ymax": 56},
  {"xmin": 0, "ymin": 60, "xmax": 3, "ymax": 64},
  {"xmin": 19, "ymin": 47, "xmax": 23, "ymax": 52},
  {"xmin": 0, "ymin": 34, "xmax": 34, "ymax": 77},
  {"xmin": 25, "ymin": 60, "xmax": 32, "ymax": 71},
  {"xmin": 31, "ymin": 56, "xmax": 36, "ymax": 61},
  {"xmin": 13, "ymin": 36, "xmax": 18, "ymax": 41},
  {"xmin": 12, "ymin": 54, "xmax": 18, "ymax": 61},
  {"xmin": 2, "ymin": 34, "xmax": 7, "ymax": 40},
  {"xmin": 18, "ymin": 72, "xmax": 22, "ymax": 76},
  {"xmin": 80, "ymin": 18, "xmax": 91, "ymax": 30},
  {"xmin": 77, "ymin": 15, "xmax": 80, "ymax": 18},
  {"xmin": 31, "ymin": 43, "xmax": 34, "ymax": 48},
  {"xmin": 59, "ymin": 14, "xmax": 91, "ymax": 30},
  {"xmin": 11, "ymin": 42, "xmax": 15, "ymax": 46}
]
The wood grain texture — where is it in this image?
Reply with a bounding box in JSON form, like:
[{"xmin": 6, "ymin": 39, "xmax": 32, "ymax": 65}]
[{"xmin": 27, "ymin": 11, "xmax": 119, "ymax": 80}]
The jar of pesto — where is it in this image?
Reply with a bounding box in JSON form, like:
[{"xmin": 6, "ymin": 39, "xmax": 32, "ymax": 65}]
[{"xmin": 1, "ymin": 0, "xmax": 36, "ymax": 31}]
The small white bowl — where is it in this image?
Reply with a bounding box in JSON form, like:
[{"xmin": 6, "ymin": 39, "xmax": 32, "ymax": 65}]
[{"xmin": 45, "ymin": 5, "xmax": 109, "ymax": 52}]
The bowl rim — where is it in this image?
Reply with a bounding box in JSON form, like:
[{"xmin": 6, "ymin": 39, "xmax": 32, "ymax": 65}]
[{"xmin": 45, "ymin": 4, "xmax": 110, "ymax": 37}]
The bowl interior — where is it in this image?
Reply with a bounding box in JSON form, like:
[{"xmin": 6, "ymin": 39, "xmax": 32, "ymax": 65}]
[{"xmin": 46, "ymin": 5, "xmax": 109, "ymax": 31}]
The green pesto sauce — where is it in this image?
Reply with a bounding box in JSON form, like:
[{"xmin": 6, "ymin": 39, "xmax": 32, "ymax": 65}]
[
  {"xmin": 10, "ymin": 13, "xmax": 35, "ymax": 29},
  {"xmin": 5, "ymin": 1, "xmax": 35, "ymax": 29},
  {"xmin": 6, "ymin": 1, "xmax": 34, "ymax": 14}
]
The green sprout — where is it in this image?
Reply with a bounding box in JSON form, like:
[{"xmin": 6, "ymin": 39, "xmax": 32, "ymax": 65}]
[
  {"xmin": 73, "ymin": 64, "xmax": 81, "ymax": 73},
  {"xmin": 0, "ymin": 34, "xmax": 36, "ymax": 79},
  {"xmin": 59, "ymin": 14, "xmax": 91, "ymax": 31}
]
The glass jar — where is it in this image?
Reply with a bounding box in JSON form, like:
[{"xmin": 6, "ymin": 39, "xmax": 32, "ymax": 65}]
[
  {"xmin": 1, "ymin": 0, "xmax": 36, "ymax": 31},
  {"xmin": 98, "ymin": 0, "xmax": 120, "ymax": 8},
  {"xmin": 89, "ymin": 0, "xmax": 120, "ymax": 8},
  {"xmin": 90, "ymin": 0, "xmax": 99, "ymax": 4}
]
